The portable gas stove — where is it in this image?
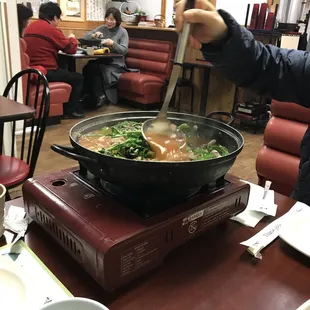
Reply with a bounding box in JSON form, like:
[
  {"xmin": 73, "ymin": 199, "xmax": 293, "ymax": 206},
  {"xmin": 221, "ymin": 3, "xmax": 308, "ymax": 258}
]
[{"xmin": 23, "ymin": 166, "xmax": 250, "ymax": 291}]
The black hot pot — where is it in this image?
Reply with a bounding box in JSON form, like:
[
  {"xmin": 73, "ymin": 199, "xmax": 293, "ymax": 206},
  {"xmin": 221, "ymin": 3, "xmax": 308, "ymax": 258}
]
[{"xmin": 51, "ymin": 111, "xmax": 244, "ymax": 204}]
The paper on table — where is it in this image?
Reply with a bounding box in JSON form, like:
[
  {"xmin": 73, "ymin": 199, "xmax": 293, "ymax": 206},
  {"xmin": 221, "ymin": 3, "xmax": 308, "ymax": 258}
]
[
  {"xmin": 240, "ymin": 201, "xmax": 309, "ymax": 259},
  {"xmin": 230, "ymin": 181, "xmax": 277, "ymax": 228},
  {"xmin": 5, "ymin": 205, "xmax": 26, "ymax": 222},
  {"xmin": 4, "ymin": 204, "xmax": 30, "ymax": 244},
  {"xmin": 243, "ymin": 181, "xmax": 277, "ymax": 215},
  {"xmin": 231, "ymin": 210, "xmax": 265, "ymax": 228},
  {"xmin": 247, "ymin": 199, "xmax": 278, "ymax": 217}
]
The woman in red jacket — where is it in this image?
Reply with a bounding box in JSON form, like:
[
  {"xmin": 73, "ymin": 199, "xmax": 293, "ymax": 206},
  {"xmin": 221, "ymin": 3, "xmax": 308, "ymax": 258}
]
[{"xmin": 24, "ymin": 2, "xmax": 85, "ymax": 119}]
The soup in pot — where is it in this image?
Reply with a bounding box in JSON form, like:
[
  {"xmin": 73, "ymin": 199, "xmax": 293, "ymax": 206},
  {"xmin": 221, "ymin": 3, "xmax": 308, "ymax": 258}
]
[{"xmin": 78, "ymin": 121, "xmax": 229, "ymax": 162}]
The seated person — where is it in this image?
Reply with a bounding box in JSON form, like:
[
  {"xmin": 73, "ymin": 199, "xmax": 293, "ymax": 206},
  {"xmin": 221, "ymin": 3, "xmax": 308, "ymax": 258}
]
[
  {"xmin": 17, "ymin": 3, "xmax": 49, "ymax": 79},
  {"xmin": 23, "ymin": 1, "xmax": 85, "ymax": 119},
  {"xmin": 17, "ymin": 3, "xmax": 33, "ymax": 38},
  {"xmin": 82, "ymin": 7, "xmax": 129, "ymax": 107}
]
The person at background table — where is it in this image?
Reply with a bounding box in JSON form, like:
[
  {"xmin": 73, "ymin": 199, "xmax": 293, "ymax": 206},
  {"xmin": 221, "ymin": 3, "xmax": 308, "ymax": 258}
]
[
  {"xmin": 82, "ymin": 7, "xmax": 129, "ymax": 108},
  {"xmin": 175, "ymin": 0, "xmax": 310, "ymax": 205},
  {"xmin": 17, "ymin": 3, "xmax": 33, "ymax": 37},
  {"xmin": 17, "ymin": 3, "xmax": 51, "ymax": 80},
  {"xmin": 23, "ymin": 1, "xmax": 85, "ymax": 119}
]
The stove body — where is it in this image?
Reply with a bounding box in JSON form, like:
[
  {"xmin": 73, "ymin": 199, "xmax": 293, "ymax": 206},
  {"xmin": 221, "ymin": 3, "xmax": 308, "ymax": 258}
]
[{"xmin": 23, "ymin": 167, "xmax": 250, "ymax": 291}]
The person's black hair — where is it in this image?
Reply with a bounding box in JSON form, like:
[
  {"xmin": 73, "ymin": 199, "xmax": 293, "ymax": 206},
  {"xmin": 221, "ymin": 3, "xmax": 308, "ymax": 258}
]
[
  {"xmin": 39, "ymin": 1, "xmax": 62, "ymax": 21},
  {"xmin": 105, "ymin": 7, "xmax": 122, "ymax": 26},
  {"xmin": 17, "ymin": 3, "xmax": 33, "ymax": 37}
]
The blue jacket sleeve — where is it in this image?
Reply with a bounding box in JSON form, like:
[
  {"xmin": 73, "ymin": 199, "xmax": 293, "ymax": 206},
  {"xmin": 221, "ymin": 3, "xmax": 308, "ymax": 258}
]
[{"xmin": 201, "ymin": 10, "xmax": 310, "ymax": 108}]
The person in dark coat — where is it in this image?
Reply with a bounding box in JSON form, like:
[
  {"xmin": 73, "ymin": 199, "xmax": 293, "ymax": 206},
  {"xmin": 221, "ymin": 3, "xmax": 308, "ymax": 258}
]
[{"xmin": 176, "ymin": 0, "xmax": 310, "ymax": 205}]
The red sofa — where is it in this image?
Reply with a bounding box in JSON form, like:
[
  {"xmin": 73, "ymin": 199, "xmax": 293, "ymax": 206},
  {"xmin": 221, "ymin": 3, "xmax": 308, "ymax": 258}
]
[
  {"xmin": 118, "ymin": 38, "xmax": 174, "ymax": 105},
  {"xmin": 20, "ymin": 38, "xmax": 71, "ymax": 123},
  {"xmin": 256, "ymin": 100, "xmax": 310, "ymax": 196}
]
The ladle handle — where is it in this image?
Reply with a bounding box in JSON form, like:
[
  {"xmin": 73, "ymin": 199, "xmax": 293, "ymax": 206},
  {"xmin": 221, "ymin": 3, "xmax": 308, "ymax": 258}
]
[
  {"xmin": 159, "ymin": 0, "xmax": 196, "ymax": 118},
  {"xmin": 174, "ymin": 0, "xmax": 196, "ymax": 65}
]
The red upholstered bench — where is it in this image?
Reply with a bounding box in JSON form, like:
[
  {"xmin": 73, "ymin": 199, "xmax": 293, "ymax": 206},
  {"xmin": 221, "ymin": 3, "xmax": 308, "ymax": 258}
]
[
  {"xmin": 118, "ymin": 38, "xmax": 174, "ymax": 105},
  {"xmin": 256, "ymin": 100, "xmax": 310, "ymax": 196},
  {"xmin": 20, "ymin": 38, "xmax": 71, "ymax": 124}
]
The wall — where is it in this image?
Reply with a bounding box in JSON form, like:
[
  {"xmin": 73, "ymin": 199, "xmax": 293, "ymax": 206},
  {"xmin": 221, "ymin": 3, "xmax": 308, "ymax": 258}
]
[
  {"xmin": 50, "ymin": 0, "xmax": 164, "ymax": 33},
  {"xmin": 134, "ymin": 0, "xmax": 162, "ymax": 20},
  {"xmin": 0, "ymin": 0, "xmax": 22, "ymax": 155},
  {"xmin": 216, "ymin": 0, "xmax": 267, "ymax": 25},
  {"xmin": 164, "ymin": 0, "xmax": 217, "ymax": 27},
  {"xmin": 165, "ymin": 0, "xmax": 174, "ymax": 27}
]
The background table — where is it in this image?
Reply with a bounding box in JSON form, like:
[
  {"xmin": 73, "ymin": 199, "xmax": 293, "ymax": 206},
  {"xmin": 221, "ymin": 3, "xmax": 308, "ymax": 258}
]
[
  {"xmin": 58, "ymin": 52, "xmax": 123, "ymax": 72},
  {"xmin": 0, "ymin": 96, "xmax": 35, "ymax": 154},
  {"xmin": 1, "ymin": 194, "xmax": 310, "ymax": 310}
]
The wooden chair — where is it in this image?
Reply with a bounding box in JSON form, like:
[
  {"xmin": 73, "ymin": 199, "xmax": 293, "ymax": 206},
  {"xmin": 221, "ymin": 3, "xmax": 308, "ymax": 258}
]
[{"xmin": 0, "ymin": 68, "xmax": 50, "ymax": 200}]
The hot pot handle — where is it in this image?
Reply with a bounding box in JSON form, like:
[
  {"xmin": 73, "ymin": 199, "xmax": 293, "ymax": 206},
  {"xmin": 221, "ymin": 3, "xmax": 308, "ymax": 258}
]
[
  {"xmin": 205, "ymin": 111, "xmax": 235, "ymax": 126},
  {"xmin": 51, "ymin": 144, "xmax": 97, "ymax": 165}
]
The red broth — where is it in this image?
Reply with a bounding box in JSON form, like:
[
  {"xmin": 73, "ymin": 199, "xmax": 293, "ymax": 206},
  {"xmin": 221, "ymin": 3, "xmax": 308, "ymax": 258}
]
[{"xmin": 145, "ymin": 132, "xmax": 191, "ymax": 161}]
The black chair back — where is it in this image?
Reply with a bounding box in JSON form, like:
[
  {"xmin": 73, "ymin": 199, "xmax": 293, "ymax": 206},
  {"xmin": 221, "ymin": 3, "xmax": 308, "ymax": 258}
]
[{"xmin": 2, "ymin": 68, "xmax": 50, "ymax": 177}]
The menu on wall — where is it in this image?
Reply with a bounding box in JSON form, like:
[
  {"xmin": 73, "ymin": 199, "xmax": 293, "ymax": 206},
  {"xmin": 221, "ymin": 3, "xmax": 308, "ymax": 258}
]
[
  {"xmin": 87, "ymin": 0, "xmax": 107, "ymax": 21},
  {"xmin": 19, "ymin": 0, "xmax": 109, "ymax": 22},
  {"xmin": 60, "ymin": 0, "xmax": 82, "ymax": 18},
  {"xmin": 18, "ymin": 0, "xmax": 57, "ymax": 18}
]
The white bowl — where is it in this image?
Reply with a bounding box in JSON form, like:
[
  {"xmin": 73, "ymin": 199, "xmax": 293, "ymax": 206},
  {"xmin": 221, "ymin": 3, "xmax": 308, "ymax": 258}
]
[
  {"xmin": 39, "ymin": 297, "xmax": 109, "ymax": 310},
  {"xmin": 297, "ymin": 299, "xmax": 310, "ymax": 310}
]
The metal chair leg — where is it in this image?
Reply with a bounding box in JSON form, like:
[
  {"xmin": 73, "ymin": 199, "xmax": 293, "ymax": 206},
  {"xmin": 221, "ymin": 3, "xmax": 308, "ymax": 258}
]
[
  {"xmin": 5, "ymin": 191, "xmax": 11, "ymax": 202},
  {"xmin": 190, "ymin": 85, "xmax": 194, "ymax": 113},
  {"xmin": 171, "ymin": 88, "xmax": 176, "ymax": 108},
  {"xmin": 176, "ymin": 87, "xmax": 181, "ymax": 112}
]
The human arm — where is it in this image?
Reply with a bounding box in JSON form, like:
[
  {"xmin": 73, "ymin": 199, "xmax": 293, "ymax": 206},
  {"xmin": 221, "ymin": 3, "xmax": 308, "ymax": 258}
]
[
  {"xmin": 31, "ymin": 65, "xmax": 47, "ymax": 75},
  {"xmin": 52, "ymin": 28, "xmax": 77, "ymax": 54},
  {"xmin": 202, "ymin": 10, "xmax": 310, "ymax": 107},
  {"xmin": 84, "ymin": 25, "xmax": 105, "ymax": 39},
  {"xmin": 110, "ymin": 28, "xmax": 129, "ymax": 55},
  {"xmin": 176, "ymin": 0, "xmax": 310, "ymax": 108},
  {"xmin": 29, "ymin": 65, "xmax": 47, "ymax": 83}
]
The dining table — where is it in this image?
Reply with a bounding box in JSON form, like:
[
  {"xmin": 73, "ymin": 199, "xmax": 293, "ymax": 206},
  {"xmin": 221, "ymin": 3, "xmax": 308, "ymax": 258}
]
[
  {"xmin": 58, "ymin": 51, "xmax": 123, "ymax": 72},
  {"xmin": 1, "ymin": 193, "xmax": 310, "ymax": 310},
  {"xmin": 0, "ymin": 96, "xmax": 35, "ymax": 154}
]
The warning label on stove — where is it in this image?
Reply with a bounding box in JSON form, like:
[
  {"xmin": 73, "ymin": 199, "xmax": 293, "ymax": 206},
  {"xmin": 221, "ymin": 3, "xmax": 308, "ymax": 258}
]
[
  {"xmin": 181, "ymin": 199, "xmax": 230, "ymax": 240},
  {"xmin": 121, "ymin": 238, "xmax": 158, "ymax": 276}
]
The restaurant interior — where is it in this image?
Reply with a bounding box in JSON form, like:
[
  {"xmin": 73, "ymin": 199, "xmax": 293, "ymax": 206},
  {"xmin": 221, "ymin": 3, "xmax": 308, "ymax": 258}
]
[{"xmin": 1, "ymin": 0, "xmax": 310, "ymax": 309}]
